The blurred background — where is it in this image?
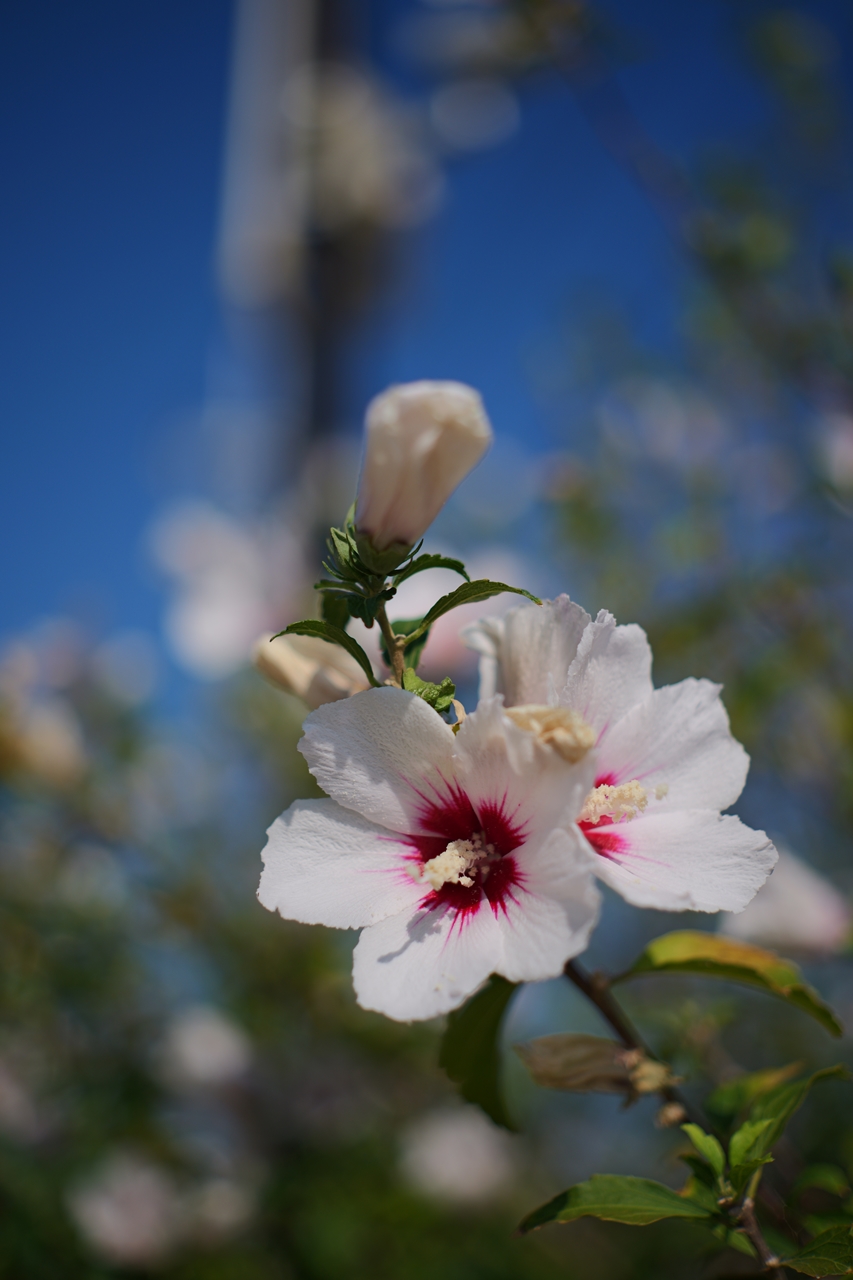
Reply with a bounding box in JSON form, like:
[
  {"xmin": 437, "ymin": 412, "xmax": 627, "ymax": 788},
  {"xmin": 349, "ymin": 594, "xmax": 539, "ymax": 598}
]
[{"xmin": 2, "ymin": 1, "xmax": 853, "ymax": 1275}]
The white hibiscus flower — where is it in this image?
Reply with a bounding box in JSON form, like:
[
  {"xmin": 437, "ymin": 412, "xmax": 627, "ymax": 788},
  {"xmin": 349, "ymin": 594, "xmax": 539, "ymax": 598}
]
[
  {"xmin": 462, "ymin": 596, "xmax": 777, "ymax": 914},
  {"xmin": 258, "ymin": 687, "xmax": 601, "ymax": 1021}
]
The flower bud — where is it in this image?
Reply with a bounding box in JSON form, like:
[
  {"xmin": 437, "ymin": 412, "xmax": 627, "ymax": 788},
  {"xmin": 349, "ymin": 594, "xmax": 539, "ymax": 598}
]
[
  {"xmin": 252, "ymin": 634, "xmax": 371, "ymax": 710},
  {"xmin": 355, "ymin": 381, "xmax": 492, "ymax": 566}
]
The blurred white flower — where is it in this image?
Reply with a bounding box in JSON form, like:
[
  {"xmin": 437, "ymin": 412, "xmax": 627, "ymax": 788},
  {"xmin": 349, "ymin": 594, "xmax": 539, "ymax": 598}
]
[
  {"xmin": 599, "ymin": 378, "xmax": 730, "ymax": 470},
  {"xmin": 816, "ymin": 411, "xmax": 853, "ymax": 489},
  {"xmin": 13, "ymin": 698, "xmax": 86, "ymax": 786},
  {"xmin": 68, "ymin": 1153, "xmax": 183, "ymax": 1268},
  {"xmin": 400, "ymin": 1106, "xmax": 516, "ymax": 1204},
  {"xmin": 0, "ymin": 1056, "xmax": 45, "ymax": 1144},
  {"xmin": 219, "ymin": 20, "xmax": 442, "ymax": 308},
  {"xmin": 285, "ymin": 64, "xmax": 442, "ymax": 233},
  {"xmin": 722, "ymin": 846, "xmax": 851, "ymax": 957},
  {"xmin": 429, "ymin": 78, "xmax": 519, "ymax": 151},
  {"xmin": 149, "ymin": 501, "xmax": 306, "ymax": 680},
  {"xmin": 162, "ymin": 1006, "xmax": 252, "ymax": 1088},
  {"xmin": 55, "ymin": 844, "xmax": 128, "ymax": 913},
  {"xmin": 187, "ymin": 1178, "xmax": 256, "ymax": 1240},
  {"xmin": 253, "ymin": 632, "xmax": 371, "ymax": 708},
  {"xmin": 355, "ymin": 382, "xmax": 493, "ymax": 555}
]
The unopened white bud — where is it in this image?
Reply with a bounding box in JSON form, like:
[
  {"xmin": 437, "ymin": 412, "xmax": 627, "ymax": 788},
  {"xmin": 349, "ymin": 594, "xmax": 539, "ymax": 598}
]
[
  {"xmin": 355, "ymin": 381, "xmax": 492, "ymax": 555},
  {"xmin": 253, "ymin": 634, "xmax": 371, "ymax": 710}
]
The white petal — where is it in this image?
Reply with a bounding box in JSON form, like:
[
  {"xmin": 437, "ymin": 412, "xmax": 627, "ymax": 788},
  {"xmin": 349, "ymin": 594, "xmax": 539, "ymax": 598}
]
[
  {"xmin": 258, "ymin": 798, "xmax": 422, "ymax": 928},
  {"xmin": 460, "ymin": 615, "xmax": 504, "ymax": 700},
  {"xmin": 560, "ymin": 610, "xmax": 653, "ymax": 738},
  {"xmin": 353, "ymin": 899, "xmax": 503, "ymax": 1021},
  {"xmin": 462, "ymin": 596, "xmax": 591, "ymax": 706},
  {"xmin": 299, "ymin": 687, "xmax": 456, "ymax": 832},
  {"xmin": 496, "ymin": 828, "xmax": 601, "ymax": 980},
  {"xmin": 453, "ymin": 696, "xmax": 596, "ymax": 839},
  {"xmin": 585, "ymin": 809, "xmax": 777, "ymax": 912},
  {"xmin": 594, "ymin": 678, "xmax": 749, "ymax": 812}
]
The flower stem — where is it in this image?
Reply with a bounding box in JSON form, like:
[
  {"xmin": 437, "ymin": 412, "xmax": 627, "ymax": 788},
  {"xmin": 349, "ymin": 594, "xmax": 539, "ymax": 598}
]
[
  {"xmin": 563, "ymin": 958, "xmax": 702, "ymax": 1126},
  {"xmin": 737, "ymin": 1179, "xmax": 785, "ymax": 1277},
  {"xmin": 565, "ymin": 960, "xmax": 792, "ymax": 1270},
  {"xmin": 376, "ymin": 602, "xmax": 406, "ymax": 687}
]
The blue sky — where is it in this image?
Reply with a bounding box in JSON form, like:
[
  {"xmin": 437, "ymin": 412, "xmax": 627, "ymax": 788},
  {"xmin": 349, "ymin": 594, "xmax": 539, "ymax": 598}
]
[{"xmin": 0, "ymin": 0, "xmax": 831, "ymax": 648}]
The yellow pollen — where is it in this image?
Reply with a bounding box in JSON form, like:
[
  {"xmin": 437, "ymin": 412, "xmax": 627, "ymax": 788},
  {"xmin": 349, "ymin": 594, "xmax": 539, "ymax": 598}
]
[
  {"xmin": 580, "ymin": 779, "xmax": 649, "ymax": 824},
  {"xmin": 416, "ymin": 833, "xmax": 495, "ymax": 891},
  {"xmin": 504, "ymin": 704, "xmax": 595, "ymax": 763}
]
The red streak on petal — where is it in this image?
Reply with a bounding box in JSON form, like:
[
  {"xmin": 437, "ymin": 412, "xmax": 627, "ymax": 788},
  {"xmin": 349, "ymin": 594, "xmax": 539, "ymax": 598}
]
[
  {"xmin": 578, "ymin": 820, "xmax": 626, "ymax": 863},
  {"xmin": 405, "ymin": 784, "xmax": 527, "ymax": 927}
]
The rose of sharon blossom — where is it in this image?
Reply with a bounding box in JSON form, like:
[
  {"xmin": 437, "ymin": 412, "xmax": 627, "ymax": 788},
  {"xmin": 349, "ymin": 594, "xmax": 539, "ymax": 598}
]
[
  {"xmin": 258, "ymin": 687, "xmax": 601, "ymax": 1021},
  {"xmin": 463, "ymin": 597, "xmax": 776, "ymax": 913},
  {"xmin": 355, "ymin": 382, "xmax": 492, "ymax": 555}
]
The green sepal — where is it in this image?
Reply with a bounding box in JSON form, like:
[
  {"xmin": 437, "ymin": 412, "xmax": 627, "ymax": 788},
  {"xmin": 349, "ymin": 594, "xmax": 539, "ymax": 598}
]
[
  {"xmin": 518, "ymin": 1174, "xmax": 713, "ymax": 1234},
  {"xmin": 682, "ymin": 1124, "xmax": 726, "ymax": 1180},
  {"xmin": 405, "ymin": 580, "xmax": 541, "ymax": 643},
  {"xmin": 439, "ymin": 975, "xmax": 518, "ymax": 1130},
  {"xmin": 401, "ymin": 669, "xmax": 456, "ymax": 714},
  {"xmin": 353, "ymin": 529, "xmax": 416, "ymax": 577},
  {"xmin": 781, "ymin": 1225, "xmax": 853, "ymax": 1276},
  {"xmin": 614, "ymin": 931, "xmax": 843, "ymax": 1037},
  {"xmin": 392, "ymin": 554, "xmax": 470, "ymax": 587},
  {"xmin": 270, "ymin": 620, "xmax": 380, "ymax": 689},
  {"xmin": 379, "ymin": 617, "xmax": 431, "ymax": 671}
]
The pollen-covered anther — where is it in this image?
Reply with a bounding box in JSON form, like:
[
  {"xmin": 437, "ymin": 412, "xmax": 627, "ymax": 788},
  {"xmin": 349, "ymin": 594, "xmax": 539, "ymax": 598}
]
[
  {"xmin": 416, "ymin": 833, "xmax": 496, "ymax": 891},
  {"xmin": 504, "ymin": 704, "xmax": 595, "ymax": 763},
  {"xmin": 580, "ymin": 779, "xmax": 649, "ymax": 824}
]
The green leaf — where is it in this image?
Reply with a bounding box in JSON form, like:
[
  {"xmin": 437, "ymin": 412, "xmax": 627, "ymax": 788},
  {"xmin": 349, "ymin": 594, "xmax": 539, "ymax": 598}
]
[
  {"xmin": 794, "ymin": 1165, "xmax": 851, "ymax": 1199},
  {"xmin": 439, "ymin": 975, "xmax": 518, "ymax": 1130},
  {"xmin": 747, "ymin": 1065, "xmax": 850, "ymax": 1157},
  {"xmin": 406, "ymin": 580, "xmax": 541, "ymax": 642},
  {"xmin": 782, "ymin": 1226, "xmax": 853, "ymax": 1276},
  {"xmin": 379, "ymin": 617, "xmax": 431, "ymax": 671},
  {"xmin": 706, "ymin": 1062, "xmax": 803, "ymax": 1124},
  {"xmin": 720, "ymin": 1227, "xmax": 759, "ymax": 1259},
  {"xmin": 679, "ymin": 1154, "xmax": 717, "ymax": 1189},
  {"xmin": 320, "ymin": 591, "xmax": 351, "ymax": 630},
  {"xmin": 392, "ymin": 554, "xmax": 470, "ymax": 586},
  {"xmin": 729, "ymin": 1119, "xmax": 774, "ymax": 1169},
  {"xmin": 401, "ymin": 669, "xmax": 456, "ymax": 714},
  {"xmin": 518, "ymin": 1175, "xmax": 713, "ymax": 1234},
  {"xmin": 615, "ymin": 931, "xmax": 843, "ymax": 1037},
  {"xmin": 682, "ymin": 1177, "xmax": 721, "ymax": 1215},
  {"xmin": 682, "ymin": 1124, "xmax": 726, "ymax": 1179},
  {"xmin": 270, "ymin": 620, "xmax": 380, "ymax": 689}
]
